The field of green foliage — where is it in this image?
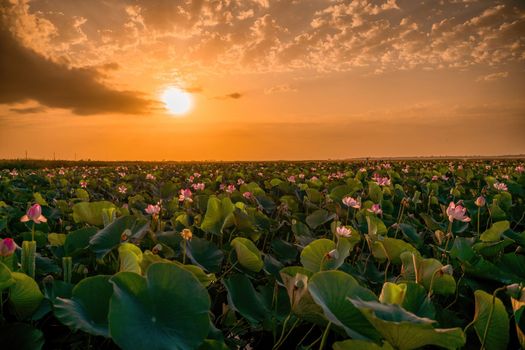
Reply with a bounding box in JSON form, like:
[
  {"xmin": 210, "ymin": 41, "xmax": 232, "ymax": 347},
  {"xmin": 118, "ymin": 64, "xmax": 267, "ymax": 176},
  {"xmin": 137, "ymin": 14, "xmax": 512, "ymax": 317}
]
[{"xmin": 0, "ymin": 160, "xmax": 524, "ymax": 349}]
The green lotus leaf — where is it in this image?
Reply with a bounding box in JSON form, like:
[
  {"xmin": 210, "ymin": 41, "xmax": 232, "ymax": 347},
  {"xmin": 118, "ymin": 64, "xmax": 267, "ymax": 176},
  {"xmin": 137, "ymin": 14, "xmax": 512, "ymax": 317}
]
[
  {"xmin": 349, "ymin": 299, "xmax": 465, "ymax": 350},
  {"xmin": 472, "ymin": 290, "xmax": 509, "ymax": 350},
  {"xmin": 89, "ymin": 215, "xmax": 148, "ymax": 259},
  {"xmin": 300, "ymin": 238, "xmax": 351, "ymax": 273},
  {"xmin": 306, "ymin": 209, "xmax": 336, "ymax": 229},
  {"xmin": 187, "ymin": 236, "xmax": 224, "ymax": 273},
  {"xmin": 230, "ymin": 237, "xmax": 263, "ymax": 272},
  {"xmin": 54, "ymin": 275, "xmax": 113, "ymax": 337},
  {"xmin": 64, "ymin": 227, "xmax": 98, "ymax": 256},
  {"xmin": 118, "ymin": 243, "xmax": 143, "ymax": 274},
  {"xmin": 372, "ymin": 237, "xmax": 418, "ymax": 264},
  {"xmin": 480, "ymin": 221, "xmax": 510, "ymax": 242},
  {"xmin": 200, "ymin": 196, "xmax": 234, "ymax": 235},
  {"xmin": 308, "ymin": 270, "xmax": 380, "ymax": 341},
  {"xmin": 72, "ymin": 201, "xmax": 116, "ymax": 226},
  {"xmin": 222, "ymin": 274, "xmax": 269, "ymax": 325},
  {"xmin": 0, "ymin": 261, "xmax": 15, "ymax": 291},
  {"xmin": 109, "ymin": 263, "xmax": 211, "ymax": 350},
  {"xmin": 8, "ymin": 272, "xmax": 44, "ymax": 320}
]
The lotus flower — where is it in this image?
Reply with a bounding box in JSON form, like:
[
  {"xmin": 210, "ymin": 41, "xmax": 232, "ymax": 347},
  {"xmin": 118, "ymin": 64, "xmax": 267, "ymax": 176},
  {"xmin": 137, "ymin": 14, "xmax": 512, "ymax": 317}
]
[
  {"xmin": 372, "ymin": 174, "xmax": 391, "ymax": 186},
  {"xmin": 226, "ymin": 184, "xmax": 236, "ymax": 193},
  {"xmin": 336, "ymin": 226, "xmax": 352, "ymax": 238},
  {"xmin": 516, "ymin": 165, "xmax": 524, "ymax": 173},
  {"xmin": 342, "ymin": 196, "xmax": 360, "ymax": 209},
  {"xmin": 118, "ymin": 185, "xmax": 127, "ymax": 194},
  {"xmin": 243, "ymin": 191, "xmax": 253, "ymax": 199},
  {"xmin": 368, "ymin": 204, "xmax": 383, "ymax": 215},
  {"xmin": 145, "ymin": 204, "xmax": 161, "ymax": 216},
  {"xmin": 20, "ymin": 204, "xmax": 47, "ymax": 224},
  {"xmin": 178, "ymin": 188, "xmax": 193, "ymax": 202},
  {"xmin": 80, "ymin": 180, "xmax": 88, "ymax": 188},
  {"xmin": 287, "ymin": 175, "xmax": 296, "ymax": 183},
  {"xmin": 493, "ymin": 182, "xmax": 508, "ymax": 191},
  {"xmin": 237, "ymin": 178, "xmax": 245, "ymax": 185},
  {"xmin": 446, "ymin": 202, "xmax": 471, "ymax": 222},
  {"xmin": 0, "ymin": 238, "xmax": 16, "ymax": 257},
  {"xmin": 192, "ymin": 183, "xmax": 205, "ymax": 191},
  {"xmin": 146, "ymin": 173, "xmax": 156, "ymax": 180}
]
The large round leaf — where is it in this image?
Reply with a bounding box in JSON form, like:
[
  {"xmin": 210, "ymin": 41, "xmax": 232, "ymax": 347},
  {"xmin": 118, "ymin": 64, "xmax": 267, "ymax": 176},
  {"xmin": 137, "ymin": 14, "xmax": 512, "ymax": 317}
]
[
  {"xmin": 300, "ymin": 238, "xmax": 350, "ymax": 273},
  {"xmin": 118, "ymin": 243, "xmax": 143, "ymax": 274},
  {"xmin": 222, "ymin": 274, "xmax": 269, "ymax": 325},
  {"xmin": 54, "ymin": 275, "xmax": 113, "ymax": 337},
  {"xmin": 109, "ymin": 262, "xmax": 211, "ymax": 350},
  {"xmin": 187, "ymin": 236, "xmax": 224, "ymax": 273},
  {"xmin": 308, "ymin": 270, "xmax": 380, "ymax": 341},
  {"xmin": 472, "ymin": 290, "xmax": 509, "ymax": 350},
  {"xmin": 0, "ymin": 261, "xmax": 15, "ymax": 291},
  {"xmin": 349, "ymin": 299, "xmax": 466, "ymax": 350},
  {"xmin": 8, "ymin": 272, "xmax": 44, "ymax": 319},
  {"xmin": 89, "ymin": 216, "xmax": 148, "ymax": 259},
  {"xmin": 306, "ymin": 209, "xmax": 336, "ymax": 229},
  {"xmin": 72, "ymin": 201, "xmax": 116, "ymax": 226},
  {"xmin": 230, "ymin": 237, "xmax": 263, "ymax": 272}
]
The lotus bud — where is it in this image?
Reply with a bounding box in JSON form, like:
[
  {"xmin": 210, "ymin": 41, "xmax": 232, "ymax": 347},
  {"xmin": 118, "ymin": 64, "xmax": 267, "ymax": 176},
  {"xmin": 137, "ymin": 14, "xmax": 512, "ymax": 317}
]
[
  {"xmin": 506, "ymin": 283, "xmax": 523, "ymax": 299},
  {"xmin": 475, "ymin": 196, "xmax": 486, "ymax": 207},
  {"xmin": 434, "ymin": 230, "xmax": 445, "ymax": 245},
  {"xmin": 0, "ymin": 238, "xmax": 16, "ymax": 256},
  {"xmin": 440, "ymin": 264, "xmax": 453, "ymax": 276},
  {"xmin": 326, "ymin": 249, "xmax": 338, "ymax": 260},
  {"xmin": 152, "ymin": 244, "xmax": 163, "ymax": 254},
  {"xmin": 121, "ymin": 229, "xmax": 132, "ymax": 241}
]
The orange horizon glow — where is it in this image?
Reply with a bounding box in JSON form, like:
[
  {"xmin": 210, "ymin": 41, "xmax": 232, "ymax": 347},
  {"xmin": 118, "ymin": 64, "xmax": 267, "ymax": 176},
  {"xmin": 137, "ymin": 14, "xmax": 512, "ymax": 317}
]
[{"xmin": 0, "ymin": 1, "xmax": 524, "ymax": 161}]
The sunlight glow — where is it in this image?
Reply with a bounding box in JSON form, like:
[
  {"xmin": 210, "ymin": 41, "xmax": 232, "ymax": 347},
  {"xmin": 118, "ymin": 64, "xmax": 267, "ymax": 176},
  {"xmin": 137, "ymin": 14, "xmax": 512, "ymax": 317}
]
[{"xmin": 161, "ymin": 87, "xmax": 193, "ymax": 115}]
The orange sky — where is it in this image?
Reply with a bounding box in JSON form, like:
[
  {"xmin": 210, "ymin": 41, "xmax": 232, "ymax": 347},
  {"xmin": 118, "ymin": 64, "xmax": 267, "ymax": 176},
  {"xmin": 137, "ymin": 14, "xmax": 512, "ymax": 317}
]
[{"xmin": 0, "ymin": 0, "xmax": 524, "ymax": 161}]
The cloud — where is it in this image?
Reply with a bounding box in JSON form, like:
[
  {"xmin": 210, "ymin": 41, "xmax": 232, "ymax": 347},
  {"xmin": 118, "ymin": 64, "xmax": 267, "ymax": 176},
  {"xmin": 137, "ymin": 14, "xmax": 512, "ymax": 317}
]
[
  {"xmin": 0, "ymin": 4, "xmax": 152, "ymax": 115},
  {"xmin": 9, "ymin": 106, "xmax": 47, "ymax": 114},
  {"xmin": 476, "ymin": 72, "xmax": 509, "ymax": 82},
  {"xmin": 264, "ymin": 84, "xmax": 297, "ymax": 94},
  {"xmin": 214, "ymin": 92, "xmax": 243, "ymax": 99}
]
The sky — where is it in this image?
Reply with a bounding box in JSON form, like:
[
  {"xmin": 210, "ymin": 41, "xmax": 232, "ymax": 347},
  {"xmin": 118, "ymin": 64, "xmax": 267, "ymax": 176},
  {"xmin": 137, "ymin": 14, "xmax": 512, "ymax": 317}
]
[{"xmin": 0, "ymin": 0, "xmax": 524, "ymax": 161}]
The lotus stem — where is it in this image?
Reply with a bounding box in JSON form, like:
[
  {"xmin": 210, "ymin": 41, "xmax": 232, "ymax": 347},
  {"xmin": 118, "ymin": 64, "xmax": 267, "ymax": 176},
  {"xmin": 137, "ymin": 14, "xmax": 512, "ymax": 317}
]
[
  {"xmin": 318, "ymin": 322, "xmax": 331, "ymax": 350},
  {"xmin": 481, "ymin": 286, "xmax": 507, "ymax": 350},
  {"xmin": 62, "ymin": 257, "xmax": 72, "ymax": 283}
]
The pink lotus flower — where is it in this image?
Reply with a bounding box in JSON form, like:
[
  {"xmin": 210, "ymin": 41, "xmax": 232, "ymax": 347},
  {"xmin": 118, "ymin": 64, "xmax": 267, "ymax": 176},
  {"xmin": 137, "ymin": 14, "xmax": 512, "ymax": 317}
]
[
  {"xmin": 243, "ymin": 191, "xmax": 253, "ymax": 199},
  {"xmin": 9, "ymin": 169, "xmax": 18, "ymax": 176},
  {"xmin": 192, "ymin": 183, "xmax": 205, "ymax": 191},
  {"xmin": 257, "ymin": 172, "xmax": 264, "ymax": 177},
  {"xmin": 0, "ymin": 238, "xmax": 16, "ymax": 257},
  {"xmin": 475, "ymin": 196, "xmax": 486, "ymax": 207},
  {"xmin": 342, "ymin": 196, "xmax": 361, "ymax": 209},
  {"xmin": 146, "ymin": 174, "xmax": 156, "ymax": 180},
  {"xmin": 193, "ymin": 172, "xmax": 201, "ymax": 178},
  {"xmin": 432, "ymin": 175, "xmax": 438, "ymax": 181},
  {"xmin": 179, "ymin": 189, "xmax": 193, "ymax": 202},
  {"xmin": 368, "ymin": 204, "xmax": 383, "ymax": 215},
  {"xmin": 80, "ymin": 180, "xmax": 88, "ymax": 188},
  {"xmin": 118, "ymin": 185, "xmax": 127, "ymax": 194},
  {"xmin": 493, "ymin": 182, "xmax": 508, "ymax": 191},
  {"xmin": 226, "ymin": 184, "xmax": 236, "ymax": 193},
  {"xmin": 20, "ymin": 203, "xmax": 47, "ymax": 224},
  {"xmin": 310, "ymin": 176, "xmax": 319, "ymax": 181},
  {"xmin": 516, "ymin": 165, "xmax": 524, "ymax": 173},
  {"xmin": 359, "ymin": 168, "xmax": 367, "ymax": 173},
  {"xmin": 237, "ymin": 178, "xmax": 245, "ymax": 185},
  {"xmin": 145, "ymin": 204, "xmax": 161, "ymax": 215},
  {"xmin": 299, "ymin": 173, "xmax": 305, "ymax": 179},
  {"xmin": 402, "ymin": 167, "xmax": 409, "ymax": 174},
  {"xmin": 446, "ymin": 202, "xmax": 471, "ymax": 222},
  {"xmin": 58, "ymin": 169, "xmax": 65, "ymax": 175},
  {"xmin": 336, "ymin": 226, "xmax": 352, "ymax": 238},
  {"xmin": 287, "ymin": 175, "xmax": 296, "ymax": 183},
  {"xmin": 372, "ymin": 174, "xmax": 391, "ymax": 186}
]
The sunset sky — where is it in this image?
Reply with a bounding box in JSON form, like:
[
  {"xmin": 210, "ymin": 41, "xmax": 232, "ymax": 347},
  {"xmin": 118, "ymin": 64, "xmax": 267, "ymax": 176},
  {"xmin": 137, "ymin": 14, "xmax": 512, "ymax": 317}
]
[{"xmin": 0, "ymin": 0, "xmax": 524, "ymax": 161}]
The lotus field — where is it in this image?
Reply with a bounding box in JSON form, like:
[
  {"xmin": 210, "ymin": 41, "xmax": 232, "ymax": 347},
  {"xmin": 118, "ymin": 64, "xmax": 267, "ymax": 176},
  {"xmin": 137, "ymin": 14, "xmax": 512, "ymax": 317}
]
[{"xmin": 1, "ymin": 160, "xmax": 525, "ymax": 350}]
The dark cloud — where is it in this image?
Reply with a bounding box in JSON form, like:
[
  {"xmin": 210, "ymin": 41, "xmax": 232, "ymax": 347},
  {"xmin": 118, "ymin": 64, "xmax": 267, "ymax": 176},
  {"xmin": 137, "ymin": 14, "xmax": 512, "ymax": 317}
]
[
  {"xmin": 213, "ymin": 92, "xmax": 243, "ymax": 100},
  {"xmin": 0, "ymin": 7, "xmax": 152, "ymax": 115},
  {"xmin": 9, "ymin": 106, "xmax": 47, "ymax": 114}
]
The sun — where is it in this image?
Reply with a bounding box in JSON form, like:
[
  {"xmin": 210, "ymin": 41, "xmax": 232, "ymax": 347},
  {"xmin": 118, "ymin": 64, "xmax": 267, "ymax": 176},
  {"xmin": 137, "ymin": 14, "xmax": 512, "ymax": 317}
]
[{"xmin": 161, "ymin": 87, "xmax": 193, "ymax": 115}]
